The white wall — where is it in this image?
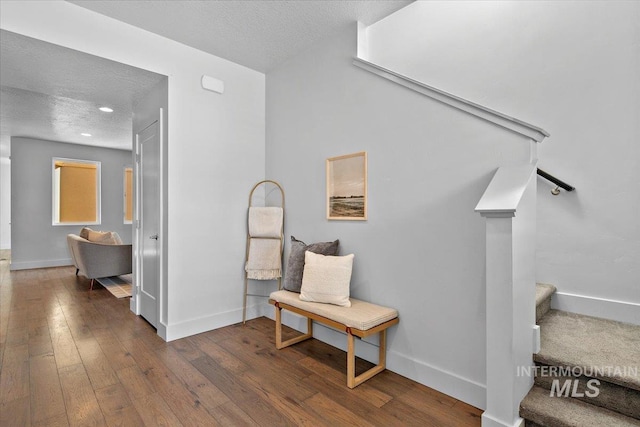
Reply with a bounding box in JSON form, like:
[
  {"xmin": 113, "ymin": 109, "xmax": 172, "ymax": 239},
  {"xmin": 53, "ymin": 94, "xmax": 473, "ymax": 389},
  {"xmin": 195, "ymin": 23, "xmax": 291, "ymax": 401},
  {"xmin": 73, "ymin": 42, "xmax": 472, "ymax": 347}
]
[
  {"xmin": 0, "ymin": 1, "xmax": 265, "ymax": 339},
  {"xmin": 0, "ymin": 157, "xmax": 9, "ymax": 249},
  {"xmin": 10, "ymin": 137, "xmax": 132, "ymax": 269},
  {"xmin": 266, "ymin": 23, "xmax": 533, "ymax": 408},
  {"xmin": 368, "ymin": 1, "xmax": 640, "ymax": 310}
]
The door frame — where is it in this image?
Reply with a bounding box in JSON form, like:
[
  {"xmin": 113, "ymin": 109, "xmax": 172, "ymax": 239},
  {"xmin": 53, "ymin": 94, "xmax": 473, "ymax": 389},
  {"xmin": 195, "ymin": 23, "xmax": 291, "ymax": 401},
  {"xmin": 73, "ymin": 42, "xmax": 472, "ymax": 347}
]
[{"xmin": 131, "ymin": 108, "xmax": 165, "ymax": 336}]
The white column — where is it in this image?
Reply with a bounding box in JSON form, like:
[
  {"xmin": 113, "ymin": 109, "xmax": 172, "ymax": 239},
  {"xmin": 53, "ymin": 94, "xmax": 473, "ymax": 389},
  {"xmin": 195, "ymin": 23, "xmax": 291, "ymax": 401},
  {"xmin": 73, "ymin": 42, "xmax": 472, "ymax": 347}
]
[
  {"xmin": 475, "ymin": 164, "xmax": 536, "ymax": 427},
  {"xmin": 481, "ymin": 212, "xmax": 524, "ymax": 427}
]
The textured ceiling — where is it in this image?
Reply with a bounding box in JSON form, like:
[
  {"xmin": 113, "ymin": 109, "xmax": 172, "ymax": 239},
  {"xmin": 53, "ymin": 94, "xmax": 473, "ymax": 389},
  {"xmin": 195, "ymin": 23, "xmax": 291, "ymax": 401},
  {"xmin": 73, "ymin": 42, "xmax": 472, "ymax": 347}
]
[
  {"xmin": 68, "ymin": 0, "xmax": 413, "ymax": 72},
  {"xmin": 0, "ymin": 30, "xmax": 165, "ymax": 157},
  {"xmin": 0, "ymin": 1, "xmax": 412, "ymax": 158}
]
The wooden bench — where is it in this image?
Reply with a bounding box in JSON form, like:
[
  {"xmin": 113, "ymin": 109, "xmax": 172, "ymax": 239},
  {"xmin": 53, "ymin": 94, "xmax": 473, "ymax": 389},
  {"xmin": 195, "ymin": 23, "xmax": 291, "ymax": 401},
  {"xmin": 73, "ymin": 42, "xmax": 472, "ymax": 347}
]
[{"xmin": 268, "ymin": 290, "xmax": 399, "ymax": 388}]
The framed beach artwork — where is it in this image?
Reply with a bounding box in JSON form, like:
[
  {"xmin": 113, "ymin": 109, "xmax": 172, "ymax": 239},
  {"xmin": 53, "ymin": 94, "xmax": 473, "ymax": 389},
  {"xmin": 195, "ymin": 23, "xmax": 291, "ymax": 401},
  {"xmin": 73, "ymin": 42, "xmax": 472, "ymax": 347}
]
[{"xmin": 326, "ymin": 151, "xmax": 367, "ymax": 220}]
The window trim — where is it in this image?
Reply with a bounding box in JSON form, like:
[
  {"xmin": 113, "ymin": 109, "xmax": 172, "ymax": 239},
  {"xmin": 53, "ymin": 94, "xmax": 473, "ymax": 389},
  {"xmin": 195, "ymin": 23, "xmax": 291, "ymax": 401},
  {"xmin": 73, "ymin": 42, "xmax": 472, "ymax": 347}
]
[
  {"xmin": 123, "ymin": 166, "xmax": 133, "ymax": 224},
  {"xmin": 52, "ymin": 157, "xmax": 102, "ymax": 226}
]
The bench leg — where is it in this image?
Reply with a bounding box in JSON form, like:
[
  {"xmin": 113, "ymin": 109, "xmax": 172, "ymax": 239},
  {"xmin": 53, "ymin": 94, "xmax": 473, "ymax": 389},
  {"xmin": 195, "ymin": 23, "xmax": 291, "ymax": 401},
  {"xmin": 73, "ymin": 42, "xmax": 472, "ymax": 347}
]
[
  {"xmin": 274, "ymin": 306, "xmax": 313, "ymax": 350},
  {"xmin": 347, "ymin": 329, "xmax": 388, "ymax": 389}
]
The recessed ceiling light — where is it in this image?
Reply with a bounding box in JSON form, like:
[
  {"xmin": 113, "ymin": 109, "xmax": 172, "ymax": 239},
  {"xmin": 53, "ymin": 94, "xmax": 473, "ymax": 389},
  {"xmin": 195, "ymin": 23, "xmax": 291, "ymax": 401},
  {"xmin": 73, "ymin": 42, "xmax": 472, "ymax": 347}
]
[
  {"xmin": 99, "ymin": 107, "xmax": 114, "ymax": 113},
  {"xmin": 81, "ymin": 133, "xmax": 92, "ymax": 137}
]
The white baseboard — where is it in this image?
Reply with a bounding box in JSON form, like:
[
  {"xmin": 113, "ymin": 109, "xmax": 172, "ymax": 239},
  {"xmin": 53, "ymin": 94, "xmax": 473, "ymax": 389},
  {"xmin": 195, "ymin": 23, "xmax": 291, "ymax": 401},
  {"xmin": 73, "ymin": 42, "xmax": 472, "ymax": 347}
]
[
  {"xmin": 481, "ymin": 413, "xmax": 524, "ymax": 427},
  {"xmin": 261, "ymin": 304, "xmax": 486, "ymax": 409},
  {"xmin": 163, "ymin": 302, "xmax": 264, "ymax": 342},
  {"xmin": 157, "ymin": 321, "xmax": 168, "ymax": 341},
  {"xmin": 10, "ymin": 258, "xmax": 72, "ymax": 270},
  {"xmin": 552, "ymin": 292, "xmax": 640, "ymax": 325}
]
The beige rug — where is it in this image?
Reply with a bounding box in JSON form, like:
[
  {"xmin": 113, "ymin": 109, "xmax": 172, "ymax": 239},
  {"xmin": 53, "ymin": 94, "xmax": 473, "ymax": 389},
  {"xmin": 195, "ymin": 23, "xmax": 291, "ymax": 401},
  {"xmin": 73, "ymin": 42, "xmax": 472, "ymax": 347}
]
[{"xmin": 96, "ymin": 274, "xmax": 132, "ymax": 298}]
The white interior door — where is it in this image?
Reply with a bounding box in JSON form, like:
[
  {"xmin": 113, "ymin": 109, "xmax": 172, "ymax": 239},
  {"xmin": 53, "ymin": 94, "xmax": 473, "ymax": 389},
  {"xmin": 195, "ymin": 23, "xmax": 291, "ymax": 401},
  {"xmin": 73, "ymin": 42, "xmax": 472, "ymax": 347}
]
[{"xmin": 138, "ymin": 121, "xmax": 160, "ymax": 327}]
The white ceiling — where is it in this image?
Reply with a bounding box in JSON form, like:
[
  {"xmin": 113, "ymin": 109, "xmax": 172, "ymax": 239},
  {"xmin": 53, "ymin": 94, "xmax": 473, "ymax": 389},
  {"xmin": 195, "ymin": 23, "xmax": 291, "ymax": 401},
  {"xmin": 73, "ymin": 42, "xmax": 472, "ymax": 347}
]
[
  {"xmin": 68, "ymin": 0, "xmax": 412, "ymax": 73},
  {"xmin": 0, "ymin": 0, "xmax": 412, "ymax": 158}
]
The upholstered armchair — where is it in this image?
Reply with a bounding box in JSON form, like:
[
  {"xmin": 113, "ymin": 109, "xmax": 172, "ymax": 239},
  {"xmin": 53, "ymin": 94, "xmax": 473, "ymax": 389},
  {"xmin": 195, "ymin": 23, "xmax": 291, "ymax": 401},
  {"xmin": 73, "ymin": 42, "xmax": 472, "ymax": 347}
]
[{"xmin": 67, "ymin": 234, "xmax": 132, "ymax": 290}]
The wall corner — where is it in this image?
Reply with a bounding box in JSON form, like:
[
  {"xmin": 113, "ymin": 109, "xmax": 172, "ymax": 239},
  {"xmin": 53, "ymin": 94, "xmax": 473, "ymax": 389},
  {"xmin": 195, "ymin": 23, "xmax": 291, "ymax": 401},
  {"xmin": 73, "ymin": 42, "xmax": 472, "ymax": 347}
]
[{"xmin": 357, "ymin": 21, "xmax": 370, "ymax": 61}]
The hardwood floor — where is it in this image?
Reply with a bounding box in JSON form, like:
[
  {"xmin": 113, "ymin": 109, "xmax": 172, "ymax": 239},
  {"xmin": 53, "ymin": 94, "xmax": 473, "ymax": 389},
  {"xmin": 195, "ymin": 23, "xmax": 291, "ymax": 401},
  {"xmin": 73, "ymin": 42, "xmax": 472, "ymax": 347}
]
[{"xmin": 0, "ymin": 259, "xmax": 482, "ymax": 426}]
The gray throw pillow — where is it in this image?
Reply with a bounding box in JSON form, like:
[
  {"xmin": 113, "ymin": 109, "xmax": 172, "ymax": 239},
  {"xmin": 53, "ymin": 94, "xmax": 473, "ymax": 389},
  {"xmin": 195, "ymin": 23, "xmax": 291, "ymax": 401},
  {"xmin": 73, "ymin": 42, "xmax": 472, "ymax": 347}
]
[{"xmin": 283, "ymin": 236, "xmax": 339, "ymax": 292}]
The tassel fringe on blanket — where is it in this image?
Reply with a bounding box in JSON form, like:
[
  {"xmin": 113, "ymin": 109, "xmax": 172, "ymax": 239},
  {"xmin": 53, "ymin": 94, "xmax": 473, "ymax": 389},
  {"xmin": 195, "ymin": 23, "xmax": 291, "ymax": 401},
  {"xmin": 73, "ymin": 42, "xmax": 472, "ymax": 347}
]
[
  {"xmin": 245, "ymin": 238, "xmax": 282, "ymax": 280},
  {"xmin": 246, "ymin": 268, "xmax": 281, "ymax": 280}
]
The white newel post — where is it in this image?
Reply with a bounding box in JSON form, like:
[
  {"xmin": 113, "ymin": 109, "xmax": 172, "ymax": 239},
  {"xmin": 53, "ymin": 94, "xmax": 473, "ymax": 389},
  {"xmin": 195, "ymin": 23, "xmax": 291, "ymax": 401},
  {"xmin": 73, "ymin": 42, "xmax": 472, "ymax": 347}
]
[
  {"xmin": 482, "ymin": 212, "xmax": 522, "ymax": 427},
  {"xmin": 476, "ymin": 165, "xmax": 537, "ymax": 427}
]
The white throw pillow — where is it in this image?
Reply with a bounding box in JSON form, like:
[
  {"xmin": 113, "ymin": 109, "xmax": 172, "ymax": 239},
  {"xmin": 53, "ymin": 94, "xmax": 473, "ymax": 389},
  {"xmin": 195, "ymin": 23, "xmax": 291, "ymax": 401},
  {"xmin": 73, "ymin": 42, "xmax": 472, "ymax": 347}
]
[
  {"xmin": 300, "ymin": 251, "xmax": 354, "ymax": 307},
  {"xmin": 87, "ymin": 230, "xmax": 121, "ymax": 245}
]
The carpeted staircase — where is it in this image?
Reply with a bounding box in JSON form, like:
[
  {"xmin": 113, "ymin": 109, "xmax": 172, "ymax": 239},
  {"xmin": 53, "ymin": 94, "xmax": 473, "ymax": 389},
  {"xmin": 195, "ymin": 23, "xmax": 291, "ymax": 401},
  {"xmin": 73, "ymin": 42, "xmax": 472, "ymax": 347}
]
[{"xmin": 519, "ymin": 284, "xmax": 640, "ymax": 426}]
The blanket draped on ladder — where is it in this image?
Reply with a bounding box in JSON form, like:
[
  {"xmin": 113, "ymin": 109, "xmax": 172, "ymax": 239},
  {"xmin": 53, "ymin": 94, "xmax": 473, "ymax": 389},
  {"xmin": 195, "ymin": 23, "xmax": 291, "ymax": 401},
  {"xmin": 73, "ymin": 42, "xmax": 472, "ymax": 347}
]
[{"xmin": 245, "ymin": 207, "xmax": 283, "ymax": 280}]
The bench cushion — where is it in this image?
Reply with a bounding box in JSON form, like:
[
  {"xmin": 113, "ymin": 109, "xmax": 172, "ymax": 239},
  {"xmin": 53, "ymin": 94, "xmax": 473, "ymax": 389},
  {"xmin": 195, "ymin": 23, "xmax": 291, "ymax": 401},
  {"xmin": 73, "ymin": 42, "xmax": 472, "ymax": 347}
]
[{"xmin": 270, "ymin": 290, "xmax": 398, "ymax": 331}]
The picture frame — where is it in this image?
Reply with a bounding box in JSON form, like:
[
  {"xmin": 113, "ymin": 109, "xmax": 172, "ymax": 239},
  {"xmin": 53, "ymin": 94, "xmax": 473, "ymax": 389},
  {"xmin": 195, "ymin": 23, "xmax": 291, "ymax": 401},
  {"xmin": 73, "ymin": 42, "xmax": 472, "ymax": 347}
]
[{"xmin": 326, "ymin": 151, "xmax": 367, "ymax": 220}]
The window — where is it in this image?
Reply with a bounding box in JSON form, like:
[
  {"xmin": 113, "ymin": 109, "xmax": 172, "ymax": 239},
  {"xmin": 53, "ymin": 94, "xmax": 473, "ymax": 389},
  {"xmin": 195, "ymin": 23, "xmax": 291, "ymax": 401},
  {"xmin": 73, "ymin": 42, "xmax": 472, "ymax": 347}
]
[
  {"xmin": 52, "ymin": 158, "xmax": 101, "ymax": 225},
  {"xmin": 124, "ymin": 167, "xmax": 133, "ymax": 223}
]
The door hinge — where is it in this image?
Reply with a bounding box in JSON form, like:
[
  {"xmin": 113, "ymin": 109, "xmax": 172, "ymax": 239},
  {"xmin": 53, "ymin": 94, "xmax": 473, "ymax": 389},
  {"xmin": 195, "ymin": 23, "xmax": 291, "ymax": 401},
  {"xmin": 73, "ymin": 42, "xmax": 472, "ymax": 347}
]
[
  {"xmin": 135, "ymin": 220, "xmax": 140, "ymax": 229},
  {"xmin": 135, "ymin": 153, "xmax": 140, "ymax": 163}
]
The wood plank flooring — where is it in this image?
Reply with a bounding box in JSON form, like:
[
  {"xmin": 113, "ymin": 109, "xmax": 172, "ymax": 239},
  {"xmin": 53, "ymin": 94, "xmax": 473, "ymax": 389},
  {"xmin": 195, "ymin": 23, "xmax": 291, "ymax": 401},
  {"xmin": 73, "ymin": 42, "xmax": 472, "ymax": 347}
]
[{"xmin": 0, "ymin": 258, "xmax": 482, "ymax": 426}]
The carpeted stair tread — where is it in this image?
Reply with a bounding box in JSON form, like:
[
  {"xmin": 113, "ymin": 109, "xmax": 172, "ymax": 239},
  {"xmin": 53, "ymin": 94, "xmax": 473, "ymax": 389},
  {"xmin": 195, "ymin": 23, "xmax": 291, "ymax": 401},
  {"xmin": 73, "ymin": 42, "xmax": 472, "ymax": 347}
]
[
  {"xmin": 535, "ymin": 283, "xmax": 556, "ymax": 323},
  {"xmin": 535, "ymin": 283, "xmax": 556, "ymax": 306},
  {"xmin": 535, "ymin": 310, "xmax": 640, "ymax": 391},
  {"xmin": 521, "ymin": 386, "xmax": 640, "ymax": 427},
  {"xmin": 534, "ymin": 364, "xmax": 640, "ymax": 419}
]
